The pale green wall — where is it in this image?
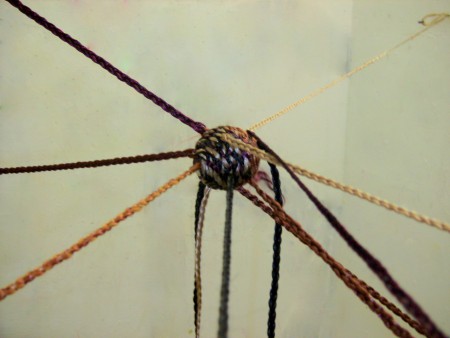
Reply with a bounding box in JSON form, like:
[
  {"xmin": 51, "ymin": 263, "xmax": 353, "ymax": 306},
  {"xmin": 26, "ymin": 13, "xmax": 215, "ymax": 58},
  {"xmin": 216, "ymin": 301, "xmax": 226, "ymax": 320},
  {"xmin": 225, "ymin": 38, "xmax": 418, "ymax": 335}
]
[{"xmin": 0, "ymin": 1, "xmax": 448, "ymax": 337}]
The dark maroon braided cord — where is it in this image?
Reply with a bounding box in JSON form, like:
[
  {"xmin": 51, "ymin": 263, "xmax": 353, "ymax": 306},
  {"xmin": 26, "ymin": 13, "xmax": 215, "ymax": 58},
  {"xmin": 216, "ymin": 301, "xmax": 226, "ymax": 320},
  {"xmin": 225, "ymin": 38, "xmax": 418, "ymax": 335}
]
[
  {"xmin": 249, "ymin": 130, "xmax": 446, "ymax": 338},
  {"xmin": 4, "ymin": 0, "xmax": 207, "ymax": 134},
  {"xmin": 0, "ymin": 149, "xmax": 193, "ymax": 175}
]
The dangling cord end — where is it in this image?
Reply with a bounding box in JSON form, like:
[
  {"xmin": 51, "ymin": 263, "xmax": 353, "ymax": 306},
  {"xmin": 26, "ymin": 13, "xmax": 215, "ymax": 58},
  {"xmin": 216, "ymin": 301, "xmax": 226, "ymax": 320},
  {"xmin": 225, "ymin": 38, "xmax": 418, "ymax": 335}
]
[
  {"xmin": 194, "ymin": 182, "xmax": 210, "ymax": 338},
  {"xmin": 267, "ymin": 163, "xmax": 283, "ymax": 338},
  {"xmin": 418, "ymin": 13, "xmax": 449, "ymax": 26},
  {"xmin": 218, "ymin": 176, "xmax": 235, "ymax": 338},
  {"xmin": 194, "ymin": 182, "xmax": 206, "ymax": 338}
]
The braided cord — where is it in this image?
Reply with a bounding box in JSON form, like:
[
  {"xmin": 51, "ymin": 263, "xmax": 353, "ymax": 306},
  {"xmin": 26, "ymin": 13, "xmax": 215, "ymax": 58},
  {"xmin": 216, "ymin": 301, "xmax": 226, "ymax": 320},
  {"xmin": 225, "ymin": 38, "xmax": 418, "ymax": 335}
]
[
  {"xmin": 194, "ymin": 187, "xmax": 211, "ymax": 338},
  {"xmin": 193, "ymin": 182, "xmax": 206, "ymax": 334},
  {"xmin": 194, "ymin": 182, "xmax": 209, "ymax": 338},
  {"xmin": 267, "ymin": 164, "xmax": 283, "ymax": 338},
  {"xmin": 251, "ymin": 132, "xmax": 446, "ymax": 338},
  {"xmin": 218, "ymin": 176, "xmax": 235, "ymax": 338},
  {"xmin": 239, "ymin": 187, "xmax": 413, "ymax": 338},
  {"xmin": 4, "ymin": 0, "xmax": 206, "ymax": 134},
  {"xmin": 345, "ymin": 269, "xmax": 427, "ymax": 336},
  {"xmin": 0, "ymin": 149, "xmax": 194, "ymax": 175},
  {"xmin": 218, "ymin": 132, "xmax": 450, "ymax": 233},
  {"xmin": 0, "ymin": 164, "xmax": 199, "ymax": 302}
]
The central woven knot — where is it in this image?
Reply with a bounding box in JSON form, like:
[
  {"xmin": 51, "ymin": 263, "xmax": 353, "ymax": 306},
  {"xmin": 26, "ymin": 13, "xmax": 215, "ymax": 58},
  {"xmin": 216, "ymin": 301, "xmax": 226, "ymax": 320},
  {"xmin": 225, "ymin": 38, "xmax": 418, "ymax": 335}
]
[{"xmin": 193, "ymin": 126, "xmax": 260, "ymax": 190}]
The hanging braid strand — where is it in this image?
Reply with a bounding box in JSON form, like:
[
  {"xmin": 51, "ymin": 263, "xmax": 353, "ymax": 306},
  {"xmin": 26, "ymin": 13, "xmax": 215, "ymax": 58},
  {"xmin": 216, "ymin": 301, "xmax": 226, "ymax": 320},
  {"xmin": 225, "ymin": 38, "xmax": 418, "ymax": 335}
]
[
  {"xmin": 218, "ymin": 176, "xmax": 235, "ymax": 338},
  {"xmin": 266, "ymin": 163, "xmax": 283, "ymax": 338},
  {"xmin": 193, "ymin": 182, "xmax": 206, "ymax": 337}
]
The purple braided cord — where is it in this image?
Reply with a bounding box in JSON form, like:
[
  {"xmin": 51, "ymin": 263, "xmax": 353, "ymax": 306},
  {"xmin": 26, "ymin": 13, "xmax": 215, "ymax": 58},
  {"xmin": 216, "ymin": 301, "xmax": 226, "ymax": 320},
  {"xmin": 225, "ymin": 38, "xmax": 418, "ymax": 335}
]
[{"xmin": 5, "ymin": 0, "xmax": 207, "ymax": 134}]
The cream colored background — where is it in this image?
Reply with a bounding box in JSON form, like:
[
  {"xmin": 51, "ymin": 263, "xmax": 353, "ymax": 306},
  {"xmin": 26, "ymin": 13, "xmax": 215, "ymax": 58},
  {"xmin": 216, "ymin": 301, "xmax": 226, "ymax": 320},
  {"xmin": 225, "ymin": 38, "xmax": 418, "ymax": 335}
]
[{"xmin": 0, "ymin": 1, "xmax": 449, "ymax": 337}]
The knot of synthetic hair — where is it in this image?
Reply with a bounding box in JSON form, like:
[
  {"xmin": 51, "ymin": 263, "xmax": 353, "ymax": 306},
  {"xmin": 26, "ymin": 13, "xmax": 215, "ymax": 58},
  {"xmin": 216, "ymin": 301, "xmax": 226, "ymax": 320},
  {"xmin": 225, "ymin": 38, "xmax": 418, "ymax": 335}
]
[{"xmin": 193, "ymin": 126, "xmax": 260, "ymax": 190}]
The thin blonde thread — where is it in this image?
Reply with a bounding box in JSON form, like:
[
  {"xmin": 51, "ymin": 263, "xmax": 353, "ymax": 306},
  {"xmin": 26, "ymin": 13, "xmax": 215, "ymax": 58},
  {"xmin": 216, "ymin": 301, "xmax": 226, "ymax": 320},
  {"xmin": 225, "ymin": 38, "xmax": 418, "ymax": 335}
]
[
  {"xmin": 0, "ymin": 164, "xmax": 200, "ymax": 302},
  {"xmin": 248, "ymin": 13, "xmax": 449, "ymax": 131},
  {"xmin": 219, "ymin": 132, "xmax": 450, "ymax": 233},
  {"xmin": 195, "ymin": 188, "xmax": 211, "ymax": 338}
]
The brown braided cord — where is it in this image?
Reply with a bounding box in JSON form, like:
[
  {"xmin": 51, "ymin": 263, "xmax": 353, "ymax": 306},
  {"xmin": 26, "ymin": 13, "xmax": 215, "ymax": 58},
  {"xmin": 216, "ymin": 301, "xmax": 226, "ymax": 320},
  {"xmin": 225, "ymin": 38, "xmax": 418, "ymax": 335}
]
[
  {"xmin": 238, "ymin": 186, "xmax": 414, "ymax": 338},
  {"xmin": 0, "ymin": 149, "xmax": 194, "ymax": 175},
  {"xmin": 0, "ymin": 164, "xmax": 199, "ymax": 302},
  {"xmin": 347, "ymin": 270, "xmax": 427, "ymax": 336},
  {"xmin": 219, "ymin": 133, "xmax": 450, "ymax": 234},
  {"xmin": 247, "ymin": 182, "xmax": 427, "ymax": 337}
]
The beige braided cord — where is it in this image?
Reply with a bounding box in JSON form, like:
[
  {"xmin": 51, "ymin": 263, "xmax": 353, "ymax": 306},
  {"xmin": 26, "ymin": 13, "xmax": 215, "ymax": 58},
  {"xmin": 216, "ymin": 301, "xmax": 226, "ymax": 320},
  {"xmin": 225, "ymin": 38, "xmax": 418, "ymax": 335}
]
[
  {"xmin": 248, "ymin": 13, "xmax": 449, "ymax": 131},
  {"xmin": 0, "ymin": 164, "xmax": 199, "ymax": 302},
  {"xmin": 219, "ymin": 132, "xmax": 450, "ymax": 233}
]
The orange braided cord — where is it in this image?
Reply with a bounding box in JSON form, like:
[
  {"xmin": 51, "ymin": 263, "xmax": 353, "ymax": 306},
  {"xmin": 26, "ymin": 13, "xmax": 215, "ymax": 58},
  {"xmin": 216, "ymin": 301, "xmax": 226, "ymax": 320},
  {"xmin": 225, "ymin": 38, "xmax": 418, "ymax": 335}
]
[{"xmin": 0, "ymin": 164, "xmax": 199, "ymax": 302}]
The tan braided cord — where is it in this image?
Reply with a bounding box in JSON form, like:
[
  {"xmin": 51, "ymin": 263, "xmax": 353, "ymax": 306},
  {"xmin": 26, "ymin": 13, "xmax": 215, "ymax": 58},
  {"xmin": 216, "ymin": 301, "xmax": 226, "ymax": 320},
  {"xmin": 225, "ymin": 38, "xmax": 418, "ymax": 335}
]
[
  {"xmin": 0, "ymin": 164, "xmax": 199, "ymax": 302},
  {"xmin": 219, "ymin": 132, "xmax": 450, "ymax": 233},
  {"xmin": 248, "ymin": 13, "xmax": 449, "ymax": 131}
]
